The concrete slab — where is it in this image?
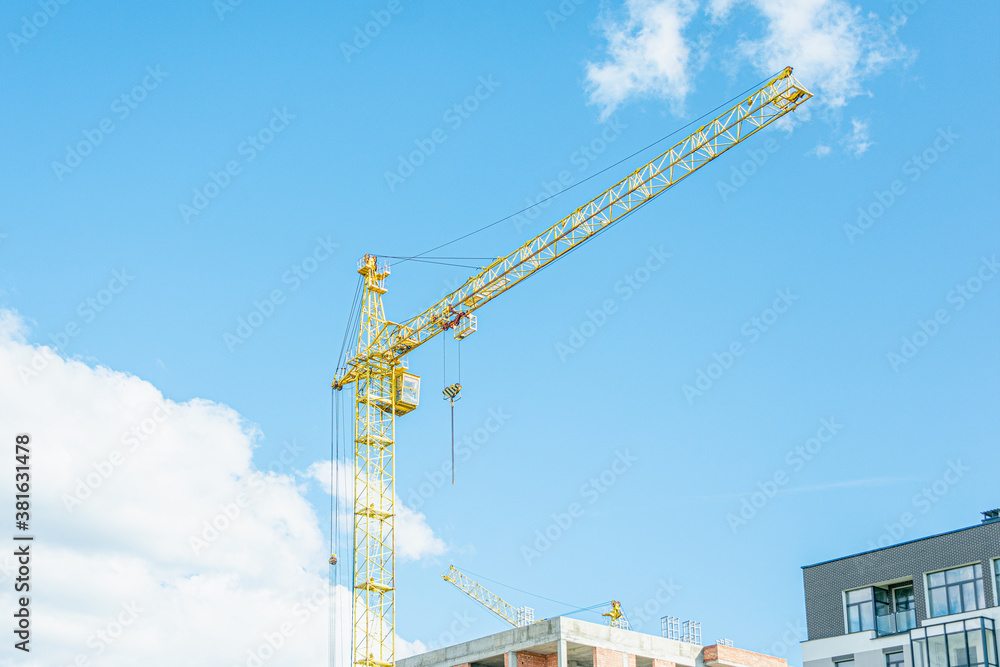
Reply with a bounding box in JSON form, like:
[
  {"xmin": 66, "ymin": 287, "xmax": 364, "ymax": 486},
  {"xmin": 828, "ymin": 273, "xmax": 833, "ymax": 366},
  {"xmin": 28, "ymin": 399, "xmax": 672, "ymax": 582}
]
[{"xmin": 397, "ymin": 617, "xmax": 725, "ymax": 667}]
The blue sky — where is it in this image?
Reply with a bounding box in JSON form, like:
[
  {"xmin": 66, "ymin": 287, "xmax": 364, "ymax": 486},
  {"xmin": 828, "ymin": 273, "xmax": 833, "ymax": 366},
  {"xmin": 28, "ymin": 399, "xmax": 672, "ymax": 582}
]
[{"xmin": 1, "ymin": 0, "xmax": 998, "ymax": 665}]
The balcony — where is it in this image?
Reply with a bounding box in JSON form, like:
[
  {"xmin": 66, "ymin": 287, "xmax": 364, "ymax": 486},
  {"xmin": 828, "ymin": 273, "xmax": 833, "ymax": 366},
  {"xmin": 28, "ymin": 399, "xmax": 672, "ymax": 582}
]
[
  {"xmin": 877, "ymin": 609, "xmax": 918, "ymax": 637},
  {"xmin": 911, "ymin": 617, "xmax": 998, "ymax": 667}
]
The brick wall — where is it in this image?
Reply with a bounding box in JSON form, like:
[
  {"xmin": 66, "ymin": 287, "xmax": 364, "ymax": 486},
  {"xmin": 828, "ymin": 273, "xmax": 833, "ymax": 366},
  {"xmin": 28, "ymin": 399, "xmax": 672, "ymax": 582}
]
[
  {"xmin": 704, "ymin": 644, "xmax": 788, "ymax": 667},
  {"xmin": 594, "ymin": 647, "xmax": 636, "ymax": 667},
  {"xmin": 652, "ymin": 660, "xmax": 677, "ymax": 667},
  {"xmin": 515, "ymin": 651, "xmax": 557, "ymax": 667}
]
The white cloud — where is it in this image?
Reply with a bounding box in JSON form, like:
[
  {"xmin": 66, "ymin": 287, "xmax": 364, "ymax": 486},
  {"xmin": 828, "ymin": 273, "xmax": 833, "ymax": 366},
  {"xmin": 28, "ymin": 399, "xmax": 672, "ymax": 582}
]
[
  {"xmin": 811, "ymin": 143, "xmax": 833, "ymax": 157},
  {"xmin": 586, "ymin": 0, "xmax": 913, "ymax": 155},
  {"xmin": 305, "ymin": 460, "xmax": 447, "ymax": 562},
  {"xmin": 0, "ymin": 309, "xmax": 424, "ymax": 666},
  {"xmin": 711, "ymin": 0, "xmax": 911, "ymax": 111},
  {"xmin": 586, "ymin": 0, "xmax": 700, "ymax": 120},
  {"xmin": 842, "ymin": 116, "xmax": 873, "ymax": 156}
]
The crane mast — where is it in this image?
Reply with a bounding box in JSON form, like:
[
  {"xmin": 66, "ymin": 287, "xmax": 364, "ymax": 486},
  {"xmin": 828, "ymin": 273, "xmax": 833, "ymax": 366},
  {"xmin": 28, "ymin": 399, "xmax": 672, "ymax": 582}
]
[{"xmin": 333, "ymin": 67, "xmax": 811, "ymax": 667}]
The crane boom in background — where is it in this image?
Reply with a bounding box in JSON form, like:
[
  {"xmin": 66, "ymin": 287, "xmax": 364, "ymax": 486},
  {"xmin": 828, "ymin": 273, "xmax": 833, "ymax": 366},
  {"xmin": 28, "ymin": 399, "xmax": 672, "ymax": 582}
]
[{"xmin": 442, "ymin": 565, "xmax": 536, "ymax": 628}]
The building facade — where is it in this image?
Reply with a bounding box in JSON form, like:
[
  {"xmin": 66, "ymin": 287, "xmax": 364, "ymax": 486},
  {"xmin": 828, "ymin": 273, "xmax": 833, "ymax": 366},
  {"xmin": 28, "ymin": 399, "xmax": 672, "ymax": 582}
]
[{"xmin": 801, "ymin": 510, "xmax": 1000, "ymax": 667}]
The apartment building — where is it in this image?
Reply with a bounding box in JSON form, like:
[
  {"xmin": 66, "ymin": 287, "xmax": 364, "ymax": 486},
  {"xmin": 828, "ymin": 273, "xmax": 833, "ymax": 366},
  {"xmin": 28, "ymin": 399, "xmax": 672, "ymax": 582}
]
[{"xmin": 801, "ymin": 510, "xmax": 1000, "ymax": 667}]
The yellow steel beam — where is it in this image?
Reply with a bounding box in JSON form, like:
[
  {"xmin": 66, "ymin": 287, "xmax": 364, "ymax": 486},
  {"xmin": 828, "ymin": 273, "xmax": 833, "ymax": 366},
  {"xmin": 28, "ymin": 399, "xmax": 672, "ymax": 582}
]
[
  {"xmin": 442, "ymin": 566, "xmax": 525, "ymax": 628},
  {"xmin": 341, "ymin": 68, "xmax": 812, "ymax": 369}
]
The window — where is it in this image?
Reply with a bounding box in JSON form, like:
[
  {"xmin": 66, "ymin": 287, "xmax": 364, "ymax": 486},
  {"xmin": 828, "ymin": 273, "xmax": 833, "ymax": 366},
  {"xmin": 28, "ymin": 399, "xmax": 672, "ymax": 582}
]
[
  {"xmin": 928, "ymin": 565, "xmax": 986, "ymax": 617},
  {"xmin": 887, "ymin": 652, "xmax": 905, "ymax": 667},
  {"xmin": 849, "ymin": 583, "xmax": 917, "ymax": 636},
  {"xmin": 847, "ymin": 588, "xmax": 875, "ymax": 633},
  {"xmin": 911, "ymin": 618, "xmax": 998, "ymax": 667},
  {"xmin": 895, "ymin": 585, "xmax": 918, "ymax": 632},
  {"xmin": 994, "ymin": 561, "xmax": 999, "ymax": 607},
  {"xmin": 836, "ymin": 660, "xmax": 855, "ymax": 667}
]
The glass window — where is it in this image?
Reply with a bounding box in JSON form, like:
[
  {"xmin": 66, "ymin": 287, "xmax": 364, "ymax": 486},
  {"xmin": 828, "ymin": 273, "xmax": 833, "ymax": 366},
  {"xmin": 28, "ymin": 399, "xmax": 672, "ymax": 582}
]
[
  {"xmin": 876, "ymin": 588, "xmax": 893, "ymax": 635},
  {"xmin": 952, "ymin": 627, "xmax": 970, "ymax": 667},
  {"xmin": 888, "ymin": 652, "xmax": 906, "ymax": 667},
  {"xmin": 915, "ymin": 638, "xmax": 929, "ymax": 667},
  {"xmin": 969, "ymin": 625, "xmax": 985, "ymax": 667},
  {"xmin": 837, "ymin": 660, "xmax": 855, "ymax": 667},
  {"xmin": 896, "ymin": 586, "xmax": 916, "ymax": 610},
  {"xmin": 929, "ymin": 565, "xmax": 985, "ymax": 617},
  {"xmin": 930, "ymin": 633, "xmax": 949, "ymax": 667},
  {"xmin": 913, "ymin": 618, "xmax": 999, "ymax": 667},
  {"xmin": 847, "ymin": 588, "xmax": 875, "ymax": 633},
  {"xmin": 893, "ymin": 585, "xmax": 918, "ymax": 633},
  {"xmin": 994, "ymin": 560, "xmax": 1000, "ymax": 607}
]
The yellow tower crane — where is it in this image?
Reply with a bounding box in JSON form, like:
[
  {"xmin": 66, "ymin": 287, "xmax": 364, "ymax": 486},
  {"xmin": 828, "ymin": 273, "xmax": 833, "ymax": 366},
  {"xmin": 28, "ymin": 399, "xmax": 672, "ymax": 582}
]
[
  {"xmin": 442, "ymin": 565, "xmax": 630, "ymax": 630},
  {"xmin": 442, "ymin": 565, "xmax": 536, "ymax": 628},
  {"xmin": 333, "ymin": 67, "xmax": 811, "ymax": 667}
]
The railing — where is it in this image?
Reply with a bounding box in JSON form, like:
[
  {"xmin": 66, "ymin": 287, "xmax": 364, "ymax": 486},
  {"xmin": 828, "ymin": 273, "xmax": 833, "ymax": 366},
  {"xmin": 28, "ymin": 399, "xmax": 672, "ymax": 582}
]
[{"xmin": 877, "ymin": 609, "xmax": 917, "ymax": 636}]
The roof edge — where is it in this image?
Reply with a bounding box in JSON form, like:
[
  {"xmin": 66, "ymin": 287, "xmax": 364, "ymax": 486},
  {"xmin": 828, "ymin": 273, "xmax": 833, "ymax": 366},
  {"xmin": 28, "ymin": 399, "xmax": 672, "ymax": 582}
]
[{"xmin": 802, "ymin": 520, "xmax": 998, "ymax": 569}]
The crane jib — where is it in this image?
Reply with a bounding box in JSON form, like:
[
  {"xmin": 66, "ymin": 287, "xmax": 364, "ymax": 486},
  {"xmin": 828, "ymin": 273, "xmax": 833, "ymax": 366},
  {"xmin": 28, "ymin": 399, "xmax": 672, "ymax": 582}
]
[{"xmin": 361, "ymin": 69, "xmax": 811, "ymax": 365}]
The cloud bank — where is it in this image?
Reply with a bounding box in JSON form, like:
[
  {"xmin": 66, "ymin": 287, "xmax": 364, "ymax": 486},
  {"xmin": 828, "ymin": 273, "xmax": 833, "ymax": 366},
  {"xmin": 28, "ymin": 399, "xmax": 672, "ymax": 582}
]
[{"xmin": 0, "ymin": 308, "xmax": 434, "ymax": 666}]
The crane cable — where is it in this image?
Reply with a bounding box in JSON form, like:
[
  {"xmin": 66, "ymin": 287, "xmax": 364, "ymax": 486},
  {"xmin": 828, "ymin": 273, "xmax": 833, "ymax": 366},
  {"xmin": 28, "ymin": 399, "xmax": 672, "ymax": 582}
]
[
  {"xmin": 460, "ymin": 568, "xmax": 615, "ymax": 622},
  {"xmin": 377, "ymin": 255, "xmax": 493, "ymax": 270},
  {"xmin": 331, "ymin": 382, "xmax": 353, "ymax": 666},
  {"xmin": 336, "ymin": 275, "xmax": 364, "ymax": 376},
  {"xmin": 383, "ymin": 69, "xmax": 782, "ymax": 266},
  {"xmin": 328, "ymin": 387, "xmax": 340, "ymax": 667}
]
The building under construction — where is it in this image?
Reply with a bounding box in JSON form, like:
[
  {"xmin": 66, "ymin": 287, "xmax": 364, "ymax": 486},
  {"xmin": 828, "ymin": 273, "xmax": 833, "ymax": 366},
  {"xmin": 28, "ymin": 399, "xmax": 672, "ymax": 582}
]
[{"xmin": 397, "ymin": 616, "xmax": 788, "ymax": 667}]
